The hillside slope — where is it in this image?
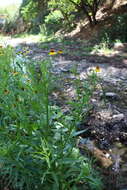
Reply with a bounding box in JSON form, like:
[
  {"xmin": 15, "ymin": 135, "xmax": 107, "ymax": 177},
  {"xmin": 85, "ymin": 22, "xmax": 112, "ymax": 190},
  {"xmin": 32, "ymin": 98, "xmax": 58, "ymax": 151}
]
[{"xmin": 67, "ymin": 0, "xmax": 127, "ymax": 41}]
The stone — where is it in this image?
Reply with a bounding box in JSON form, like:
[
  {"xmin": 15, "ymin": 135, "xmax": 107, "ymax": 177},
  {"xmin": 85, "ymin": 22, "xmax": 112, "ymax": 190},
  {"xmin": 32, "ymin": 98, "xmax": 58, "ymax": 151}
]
[
  {"xmin": 100, "ymin": 92, "xmax": 120, "ymax": 100},
  {"xmin": 112, "ymin": 124, "xmax": 120, "ymax": 130},
  {"xmin": 60, "ymin": 68, "xmax": 70, "ymax": 73},
  {"xmin": 105, "ymin": 92, "xmax": 119, "ymax": 99},
  {"xmin": 91, "ymin": 98, "xmax": 97, "ymax": 103},
  {"xmin": 112, "ymin": 114, "xmax": 124, "ymax": 121}
]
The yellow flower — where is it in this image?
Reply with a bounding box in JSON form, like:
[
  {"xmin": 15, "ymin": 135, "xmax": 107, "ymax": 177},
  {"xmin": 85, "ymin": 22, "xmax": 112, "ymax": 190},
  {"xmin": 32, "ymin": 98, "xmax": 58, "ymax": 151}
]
[
  {"xmin": 57, "ymin": 50, "xmax": 63, "ymax": 54},
  {"xmin": 26, "ymin": 50, "xmax": 30, "ymax": 54},
  {"xmin": 22, "ymin": 52, "xmax": 26, "ymax": 56},
  {"xmin": 12, "ymin": 72, "xmax": 19, "ymax": 76},
  {"xmin": 16, "ymin": 51, "xmax": 21, "ymax": 55},
  {"xmin": 23, "ymin": 47, "xmax": 29, "ymax": 51},
  {"xmin": 49, "ymin": 49, "xmax": 57, "ymax": 55},
  {"xmin": 95, "ymin": 66, "xmax": 101, "ymax": 72},
  {"xmin": 4, "ymin": 89, "xmax": 10, "ymax": 95},
  {"xmin": 27, "ymin": 79, "xmax": 31, "ymax": 83},
  {"xmin": 23, "ymin": 74, "xmax": 28, "ymax": 78},
  {"xmin": 0, "ymin": 50, "xmax": 4, "ymax": 56},
  {"xmin": 0, "ymin": 53, "xmax": 4, "ymax": 56},
  {"xmin": 22, "ymin": 48, "xmax": 30, "ymax": 56}
]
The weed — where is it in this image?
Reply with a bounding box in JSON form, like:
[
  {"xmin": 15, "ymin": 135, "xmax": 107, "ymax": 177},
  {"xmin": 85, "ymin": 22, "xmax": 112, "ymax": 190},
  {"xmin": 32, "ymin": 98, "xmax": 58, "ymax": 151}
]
[
  {"xmin": 92, "ymin": 42, "xmax": 113, "ymax": 55},
  {"xmin": 0, "ymin": 46, "xmax": 103, "ymax": 190}
]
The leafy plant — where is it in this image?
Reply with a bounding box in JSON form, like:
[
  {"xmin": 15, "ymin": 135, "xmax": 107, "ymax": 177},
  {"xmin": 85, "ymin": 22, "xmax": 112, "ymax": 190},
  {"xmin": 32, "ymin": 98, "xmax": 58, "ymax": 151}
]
[
  {"xmin": 0, "ymin": 46, "xmax": 103, "ymax": 190},
  {"xmin": 69, "ymin": 65, "xmax": 99, "ymax": 122}
]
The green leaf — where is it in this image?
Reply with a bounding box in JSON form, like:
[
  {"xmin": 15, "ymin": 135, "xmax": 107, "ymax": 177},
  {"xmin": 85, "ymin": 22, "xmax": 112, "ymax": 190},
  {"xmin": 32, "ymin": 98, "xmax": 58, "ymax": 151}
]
[{"xmin": 72, "ymin": 129, "xmax": 88, "ymax": 137}]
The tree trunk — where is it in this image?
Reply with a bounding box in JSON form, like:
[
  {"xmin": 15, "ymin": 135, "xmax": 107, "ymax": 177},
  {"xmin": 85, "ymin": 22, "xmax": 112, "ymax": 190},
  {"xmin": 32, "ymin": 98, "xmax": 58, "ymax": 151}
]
[
  {"xmin": 92, "ymin": 12, "xmax": 97, "ymax": 25},
  {"xmin": 91, "ymin": 0, "xmax": 98, "ymax": 25},
  {"xmin": 80, "ymin": 0, "xmax": 93, "ymax": 26},
  {"xmin": 36, "ymin": 0, "xmax": 48, "ymax": 24}
]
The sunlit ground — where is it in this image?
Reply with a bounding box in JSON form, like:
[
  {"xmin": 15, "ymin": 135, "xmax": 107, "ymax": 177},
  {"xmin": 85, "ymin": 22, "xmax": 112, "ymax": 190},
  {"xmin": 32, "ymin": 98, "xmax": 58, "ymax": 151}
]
[
  {"xmin": 0, "ymin": 0, "xmax": 22, "ymax": 7},
  {"xmin": 0, "ymin": 34, "xmax": 43, "ymax": 47}
]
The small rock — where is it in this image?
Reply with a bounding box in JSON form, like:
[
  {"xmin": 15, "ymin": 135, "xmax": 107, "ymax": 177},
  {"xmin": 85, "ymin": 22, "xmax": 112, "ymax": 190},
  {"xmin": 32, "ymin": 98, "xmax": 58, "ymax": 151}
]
[
  {"xmin": 105, "ymin": 153, "xmax": 110, "ymax": 158},
  {"xmin": 112, "ymin": 124, "xmax": 120, "ymax": 130},
  {"xmin": 91, "ymin": 98, "xmax": 97, "ymax": 103},
  {"xmin": 114, "ymin": 42, "xmax": 124, "ymax": 49},
  {"xmin": 120, "ymin": 76, "xmax": 126, "ymax": 80},
  {"xmin": 67, "ymin": 75, "xmax": 75, "ymax": 80},
  {"xmin": 60, "ymin": 68, "xmax": 70, "ymax": 73},
  {"xmin": 112, "ymin": 114, "xmax": 124, "ymax": 121},
  {"xmin": 105, "ymin": 92, "xmax": 119, "ymax": 99},
  {"xmin": 115, "ymin": 137, "xmax": 120, "ymax": 141},
  {"xmin": 100, "ymin": 92, "xmax": 119, "ymax": 100}
]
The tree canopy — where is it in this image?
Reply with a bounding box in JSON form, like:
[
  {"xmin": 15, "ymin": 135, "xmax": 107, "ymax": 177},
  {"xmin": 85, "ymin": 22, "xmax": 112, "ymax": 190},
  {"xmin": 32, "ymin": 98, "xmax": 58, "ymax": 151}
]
[{"xmin": 20, "ymin": 0, "xmax": 106, "ymax": 26}]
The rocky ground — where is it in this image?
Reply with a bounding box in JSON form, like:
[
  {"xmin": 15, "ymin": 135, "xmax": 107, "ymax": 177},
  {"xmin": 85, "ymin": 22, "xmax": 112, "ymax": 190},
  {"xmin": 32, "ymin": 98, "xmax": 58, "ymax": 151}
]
[{"xmin": 2, "ymin": 36, "xmax": 127, "ymax": 190}]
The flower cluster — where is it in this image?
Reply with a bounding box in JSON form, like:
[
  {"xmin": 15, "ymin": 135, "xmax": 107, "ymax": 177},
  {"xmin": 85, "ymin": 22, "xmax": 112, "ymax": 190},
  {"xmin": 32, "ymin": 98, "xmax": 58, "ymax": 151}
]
[
  {"xmin": 16, "ymin": 47, "xmax": 31, "ymax": 56},
  {"xmin": 48, "ymin": 49, "xmax": 63, "ymax": 55}
]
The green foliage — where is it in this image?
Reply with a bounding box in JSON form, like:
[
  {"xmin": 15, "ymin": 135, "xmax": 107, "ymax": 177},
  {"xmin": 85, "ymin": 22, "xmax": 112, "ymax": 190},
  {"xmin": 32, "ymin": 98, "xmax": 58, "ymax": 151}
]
[
  {"xmin": 0, "ymin": 46, "xmax": 103, "ymax": 190},
  {"xmin": 20, "ymin": 0, "xmax": 78, "ymax": 33},
  {"xmin": 45, "ymin": 10, "xmax": 63, "ymax": 24},
  {"xmin": 18, "ymin": 0, "xmax": 127, "ymax": 36},
  {"xmin": 21, "ymin": 0, "xmax": 38, "ymax": 22},
  {"xmin": 48, "ymin": 0, "xmax": 78, "ymax": 30},
  {"xmin": 39, "ymin": 10, "xmax": 64, "ymax": 35},
  {"xmin": 96, "ymin": 13, "xmax": 127, "ymax": 43},
  {"xmin": 69, "ymin": 66, "xmax": 99, "ymax": 122}
]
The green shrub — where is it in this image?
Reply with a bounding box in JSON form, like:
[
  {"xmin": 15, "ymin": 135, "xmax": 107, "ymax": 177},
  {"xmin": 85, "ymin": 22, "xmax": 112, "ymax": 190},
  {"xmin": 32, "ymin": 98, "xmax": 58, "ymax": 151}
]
[
  {"xmin": 99, "ymin": 13, "xmax": 127, "ymax": 43},
  {"xmin": 43, "ymin": 10, "xmax": 63, "ymax": 34}
]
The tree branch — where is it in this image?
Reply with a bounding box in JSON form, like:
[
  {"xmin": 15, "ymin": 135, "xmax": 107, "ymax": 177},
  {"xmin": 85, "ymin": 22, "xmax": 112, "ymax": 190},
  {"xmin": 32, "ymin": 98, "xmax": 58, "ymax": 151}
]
[{"xmin": 68, "ymin": 0, "xmax": 81, "ymax": 10}]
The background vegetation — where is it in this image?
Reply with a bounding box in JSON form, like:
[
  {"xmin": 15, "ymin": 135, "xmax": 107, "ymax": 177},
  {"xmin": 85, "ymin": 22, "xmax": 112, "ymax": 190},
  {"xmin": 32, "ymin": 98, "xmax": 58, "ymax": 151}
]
[{"xmin": 1, "ymin": 0, "xmax": 127, "ymax": 43}]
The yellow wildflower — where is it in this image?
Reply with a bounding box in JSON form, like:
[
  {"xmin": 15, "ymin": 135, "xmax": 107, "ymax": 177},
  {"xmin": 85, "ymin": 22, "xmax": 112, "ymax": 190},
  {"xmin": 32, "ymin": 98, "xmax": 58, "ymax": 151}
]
[
  {"xmin": 23, "ymin": 74, "xmax": 28, "ymax": 78},
  {"xmin": 4, "ymin": 89, "xmax": 10, "ymax": 95},
  {"xmin": 22, "ymin": 52, "xmax": 26, "ymax": 56},
  {"xmin": 12, "ymin": 72, "xmax": 19, "ymax": 76},
  {"xmin": 16, "ymin": 51, "xmax": 21, "ymax": 55},
  {"xmin": 26, "ymin": 50, "xmax": 30, "ymax": 54},
  {"xmin": 27, "ymin": 79, "xmax": 31, "ymax": 83},
  {"xmin": 49, "ymin": 49, "xmax": 57, "ymax": 55},
  {"xmin": 23, "ymin": 47, "xmax": 29, "ymax": 50},
  {"xmin": 57, "ymin": 50, "xmax": 63, "ymax": 54},
  {"xmin": 95, "ymin": 66, "xmax": 101, "ymax": 72},
  {"xmin": 0, "ymin": 47, "xmax": 4, "ymax": 55},
  {"xmin": 0, "ymin": 52, "xmax": 4, "ymax": 56}
]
